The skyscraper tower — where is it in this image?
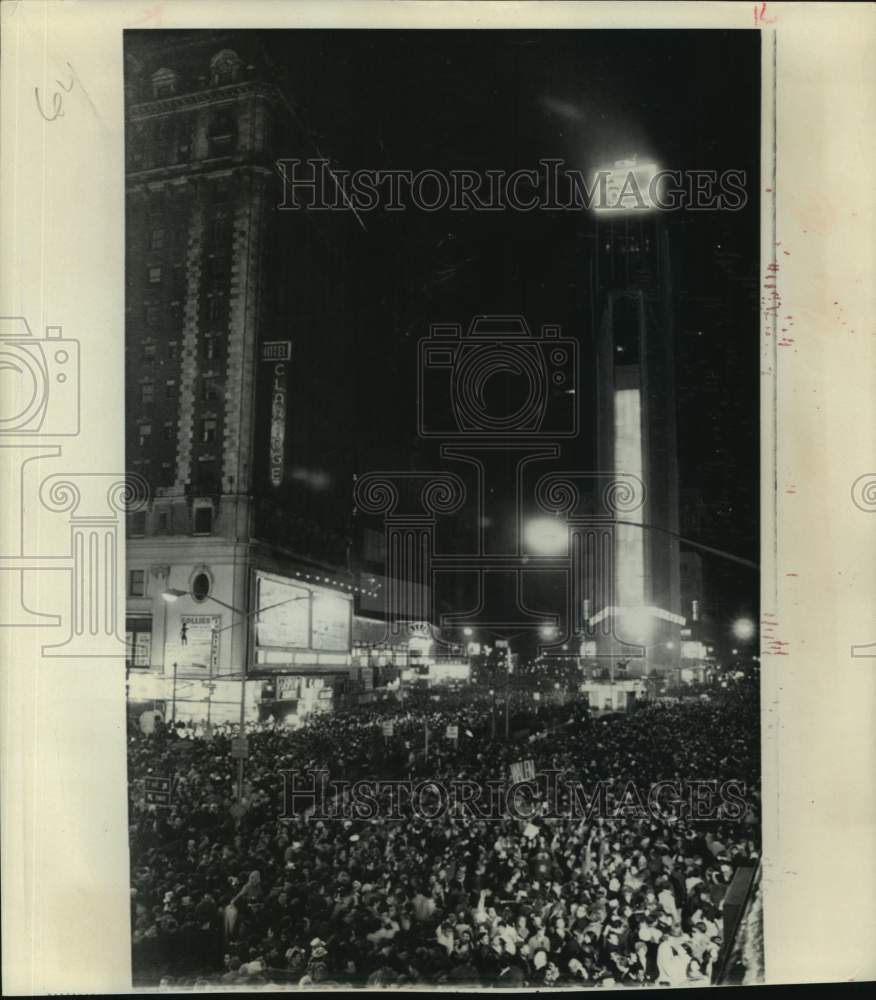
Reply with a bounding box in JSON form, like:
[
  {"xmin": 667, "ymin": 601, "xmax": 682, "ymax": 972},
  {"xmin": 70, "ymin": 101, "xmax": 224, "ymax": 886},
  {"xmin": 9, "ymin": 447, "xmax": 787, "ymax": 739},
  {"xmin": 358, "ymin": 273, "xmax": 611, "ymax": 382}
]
[
  {"xmin": 123, "ymin": 32, "xmax": 358, "ymax": 710},
  {"xmin": 125, "ymin": 32, "xmax": 284, "ymax": 673},
  {"xmin": 591, "ymin": 211, "xmax": 684, "ymax": 673}
]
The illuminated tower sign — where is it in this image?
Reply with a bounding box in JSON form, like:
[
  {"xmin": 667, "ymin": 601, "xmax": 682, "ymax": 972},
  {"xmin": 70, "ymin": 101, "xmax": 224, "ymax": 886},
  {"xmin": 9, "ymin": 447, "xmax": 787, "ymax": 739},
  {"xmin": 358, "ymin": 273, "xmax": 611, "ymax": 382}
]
[{"xmin": 592, "ymin": 194, "xmax": 684, "ymax": 673}]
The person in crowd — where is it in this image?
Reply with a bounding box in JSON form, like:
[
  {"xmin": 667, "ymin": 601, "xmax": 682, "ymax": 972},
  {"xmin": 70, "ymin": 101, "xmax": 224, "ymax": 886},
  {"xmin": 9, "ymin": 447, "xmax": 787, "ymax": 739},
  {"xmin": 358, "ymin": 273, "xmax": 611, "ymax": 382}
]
[{"xmin": 129, "ymin": 681, "xmax": 759, "ymax": 987}]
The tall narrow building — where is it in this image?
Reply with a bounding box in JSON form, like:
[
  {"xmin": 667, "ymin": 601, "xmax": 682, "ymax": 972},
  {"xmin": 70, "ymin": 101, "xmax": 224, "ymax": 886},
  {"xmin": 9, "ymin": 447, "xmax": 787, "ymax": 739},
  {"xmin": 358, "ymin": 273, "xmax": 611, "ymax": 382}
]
[
  {"xmin": 124, "ymin": 31, "xmax": 361, "ymax": 722},
  {"xmin": 590, "ymin": 211, "xmax": 685, "ymax": 673}
]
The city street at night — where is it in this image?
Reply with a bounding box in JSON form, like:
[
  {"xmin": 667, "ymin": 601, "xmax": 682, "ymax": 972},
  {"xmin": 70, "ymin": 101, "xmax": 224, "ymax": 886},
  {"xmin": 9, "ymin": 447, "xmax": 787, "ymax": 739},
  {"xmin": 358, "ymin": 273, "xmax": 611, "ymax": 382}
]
[{"xmin": 123, "ymin": 26, "xmax": 762, "ymax": 989}]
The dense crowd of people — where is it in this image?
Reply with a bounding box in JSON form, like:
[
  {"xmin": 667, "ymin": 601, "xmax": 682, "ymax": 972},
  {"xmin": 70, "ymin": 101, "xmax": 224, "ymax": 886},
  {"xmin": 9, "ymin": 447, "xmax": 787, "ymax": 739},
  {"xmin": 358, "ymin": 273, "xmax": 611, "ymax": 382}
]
[{"xmin": 129, "ymin": 682, "xmax": 760, "ymax": 988}]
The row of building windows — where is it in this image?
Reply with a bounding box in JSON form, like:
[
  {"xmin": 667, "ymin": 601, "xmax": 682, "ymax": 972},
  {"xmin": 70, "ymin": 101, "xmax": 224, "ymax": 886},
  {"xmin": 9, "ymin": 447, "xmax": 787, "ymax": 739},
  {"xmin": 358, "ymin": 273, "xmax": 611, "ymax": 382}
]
[
  {"xmin": 138, "ymin": 380, "xmax": 175, "ymax": 403},
  {"xmin": 142, "ymin": 341, "xmax": 176, "ymax": 360},
  {"xmin": 144, "ymin": 303, "xmax": 180, "ymax": 327},
  {"xmin": 130, "ymin": 192, "xmax": 232, "ymax": 261},
  {"xmin": 128, "ymin": 505, "xmax": 215, "ymax": 540},
  {"xmin": 139, "ymin": 375, "xmax": 222, "ymax": 404},
  {"xmin": 128, "ymin": 569, "xmax": 213, "ymax": 603},
  {"xmin": 130, "ymin": 460, "xmax": 174, "ymax": 487},
  {"xmin": 146, "ymin": 257, "xmax": 229, "ymax": 288},
  {"xmin": 140, "ymin": 267, "xmax": 185, "ymax": 298},
  {"xmin": 130, "ymin": 459, "xmax": 221, "ymax": 492},
  {"xmin": 142, "ymin": 296, "xmax": 226, "ymax": 327},
  {"xmin": 140, "ymin": 333, "xmax": 223, "ymax": 362},
  {"xmin": 128, "ymin": 114, "xmax": 241, "ymax": 170},
  {"xmin": 137, "ymin": 418, "xmax": 217, "ymax": 447},
  {"xmin": 145, "ymin": 220, "xmax": 230, "ymax": 252},
  {"xmin": 136, "ymin": 258, "xmax": 225, "ymax": 287}
]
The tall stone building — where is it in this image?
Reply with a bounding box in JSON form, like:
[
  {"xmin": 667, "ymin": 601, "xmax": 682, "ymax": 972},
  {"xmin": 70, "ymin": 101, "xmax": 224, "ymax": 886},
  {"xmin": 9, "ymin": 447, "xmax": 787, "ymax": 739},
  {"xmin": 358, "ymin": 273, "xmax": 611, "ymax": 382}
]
[
  {"xmin": 123, "ymin": 31, "xmax": 362, "ymax": 721},
  {"xmin": 590, "ymin": 209, "xmax": 685, "ymax": 675}
]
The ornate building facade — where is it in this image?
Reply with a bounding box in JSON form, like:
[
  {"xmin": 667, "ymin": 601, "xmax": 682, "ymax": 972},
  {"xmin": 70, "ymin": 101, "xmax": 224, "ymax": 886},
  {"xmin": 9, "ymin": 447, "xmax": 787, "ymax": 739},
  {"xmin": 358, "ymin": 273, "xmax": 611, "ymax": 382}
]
[{"xmin": 124, "ymin": 31, "xmax": 362, "ymax": 720}]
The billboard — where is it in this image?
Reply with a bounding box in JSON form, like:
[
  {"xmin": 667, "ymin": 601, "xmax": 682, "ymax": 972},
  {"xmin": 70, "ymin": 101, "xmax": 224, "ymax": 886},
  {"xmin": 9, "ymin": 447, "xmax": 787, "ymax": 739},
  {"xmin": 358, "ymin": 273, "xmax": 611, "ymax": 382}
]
[
  {"xmin": 312, "ymin": 593, "xmax": 351, "ymax": 651},
  {"xmin": 254, "ymin": 571, "xmax": 352, "ymax": 655},
  {"xmin": 255, "ymin": 575, "xmax": 310, "ymax": 648}
]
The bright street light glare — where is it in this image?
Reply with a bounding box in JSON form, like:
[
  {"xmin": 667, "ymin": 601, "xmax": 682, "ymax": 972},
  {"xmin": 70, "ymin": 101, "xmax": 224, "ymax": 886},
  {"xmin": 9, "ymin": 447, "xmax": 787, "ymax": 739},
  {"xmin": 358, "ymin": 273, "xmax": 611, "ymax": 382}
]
[
  {"xmin": 463, "ymin": 627, "xmax": 473, "ymax": 637},
  {"xmin": 622, "ymin": 607, "xmax": 653, "ymax": 644},
  {"xmin": 732, "ymin": 617, "xmax": 756, "ymax": 641},
  {"xmin": 525, "ymin": 517, "xmax": 568, "ymax": 555}
]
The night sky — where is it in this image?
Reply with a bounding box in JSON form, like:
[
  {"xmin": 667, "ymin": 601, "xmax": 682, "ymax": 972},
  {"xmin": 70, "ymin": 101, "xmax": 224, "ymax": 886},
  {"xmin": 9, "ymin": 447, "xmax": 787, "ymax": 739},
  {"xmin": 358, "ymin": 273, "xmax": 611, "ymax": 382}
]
[
  {"xmin": 129, "ymin": 27, "xmax": 761, "ymax": 629},
  {"xmin": 258, "ymin": 29, "xmax": 761, "ymax": 623}
]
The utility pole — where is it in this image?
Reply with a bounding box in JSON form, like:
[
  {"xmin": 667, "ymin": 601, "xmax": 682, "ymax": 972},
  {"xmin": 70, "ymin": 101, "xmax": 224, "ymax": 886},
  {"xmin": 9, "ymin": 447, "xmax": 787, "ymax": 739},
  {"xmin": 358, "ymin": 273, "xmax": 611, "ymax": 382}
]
[
  {"xmin": 171, "ymin": 662, "xmax": 178, "ymax": 723},
  {"xmin": 236, "ymin": 663, "xmax": 246, "ymax": 803},
  {"xmin": 504, "ymin": 655, "xmax": 511, "ymax": 740},
  {"xmin": 205, "ymin": 652, "xmax": 215, "ymax": 736}
]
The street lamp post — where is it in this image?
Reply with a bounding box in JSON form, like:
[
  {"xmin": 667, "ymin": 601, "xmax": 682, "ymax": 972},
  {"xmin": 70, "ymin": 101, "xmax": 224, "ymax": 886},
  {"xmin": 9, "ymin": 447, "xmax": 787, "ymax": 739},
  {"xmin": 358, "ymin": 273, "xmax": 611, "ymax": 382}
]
[
  {"xmin": 505, "ymin": 665, "xmax": 511, "ymax": 740},
  {"xmin": 171, "ymin": 661, "xmax": 178, "ymax": 723}
]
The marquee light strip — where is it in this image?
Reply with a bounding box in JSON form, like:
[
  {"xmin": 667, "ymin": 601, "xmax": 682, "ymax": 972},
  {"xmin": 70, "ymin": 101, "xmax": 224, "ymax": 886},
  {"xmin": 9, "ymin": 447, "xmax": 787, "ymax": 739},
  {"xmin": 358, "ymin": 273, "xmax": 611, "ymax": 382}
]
[{"xmin": 289, "ymin": 569, "xmax": 380, "ymax": 599}]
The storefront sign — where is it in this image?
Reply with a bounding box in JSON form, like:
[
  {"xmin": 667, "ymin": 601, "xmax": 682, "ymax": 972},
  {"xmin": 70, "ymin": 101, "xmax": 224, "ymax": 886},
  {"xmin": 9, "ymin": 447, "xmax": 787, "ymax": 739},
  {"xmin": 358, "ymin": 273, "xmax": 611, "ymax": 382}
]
[
  {"xmin": 269, "ymin": 362, "xmax": 286, "ymax": 486},
  {"xmin": 276, "ymin": 676, "xmax": 301, "ymax": 699}
]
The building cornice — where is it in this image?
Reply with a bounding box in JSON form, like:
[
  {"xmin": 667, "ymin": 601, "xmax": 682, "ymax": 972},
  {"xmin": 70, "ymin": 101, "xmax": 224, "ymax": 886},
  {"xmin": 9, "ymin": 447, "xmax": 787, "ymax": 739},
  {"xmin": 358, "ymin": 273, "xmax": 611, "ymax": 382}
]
[
  {"xmin": 126, "ymin": 161, "xmax": 275, "ymax": 192},
  {"xmin": 128, "ymin": 80, "xmax": 283, "ymax": 119}
]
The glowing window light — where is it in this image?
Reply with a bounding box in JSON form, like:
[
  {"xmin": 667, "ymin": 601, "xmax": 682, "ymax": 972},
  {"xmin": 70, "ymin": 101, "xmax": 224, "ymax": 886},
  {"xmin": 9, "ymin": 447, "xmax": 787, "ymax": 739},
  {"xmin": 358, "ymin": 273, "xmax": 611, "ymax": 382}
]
[{"xmin": 614, "ymin": 388, "xmax": 644, "ymax": 612}]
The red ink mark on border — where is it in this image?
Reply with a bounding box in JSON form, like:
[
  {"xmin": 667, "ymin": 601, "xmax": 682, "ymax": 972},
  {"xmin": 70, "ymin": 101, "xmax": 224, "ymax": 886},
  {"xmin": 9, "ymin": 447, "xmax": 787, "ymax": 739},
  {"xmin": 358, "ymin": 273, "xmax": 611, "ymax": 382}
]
[
  {"xmin": 132, "ymin": 4, "xmax": 164, "ymax": 26},
  {"xmin": 754, "ymin": 2, "xmax": 777, "ymax": 26}
]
